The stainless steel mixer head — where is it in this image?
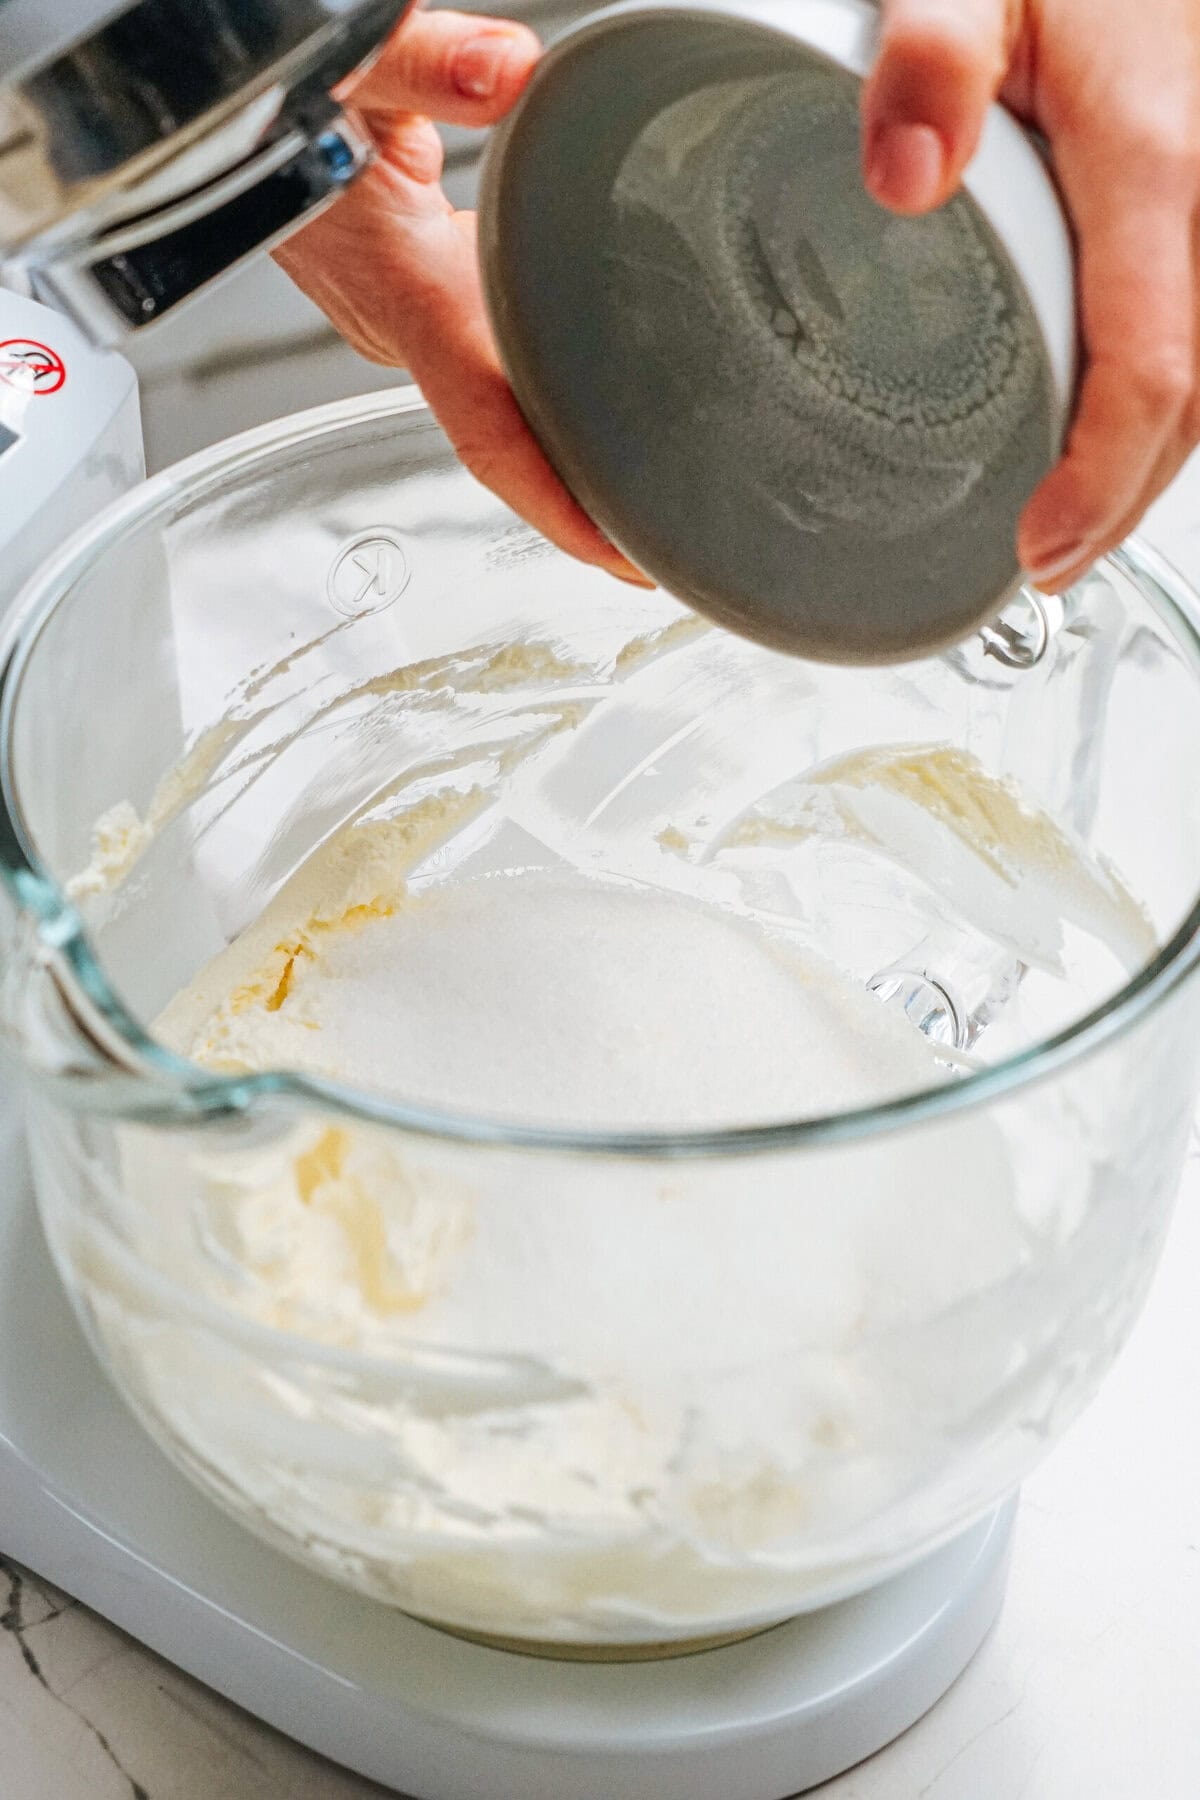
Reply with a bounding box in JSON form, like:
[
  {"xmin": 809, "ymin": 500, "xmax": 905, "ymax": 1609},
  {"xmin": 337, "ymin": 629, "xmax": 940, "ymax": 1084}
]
[
  {"xmin": 480, "ymin": 0, "xmax": 1076, "ymax": 664},
  {"xmin": 0, "ymin": 0, "xmax": 417, "ymax": 342}
]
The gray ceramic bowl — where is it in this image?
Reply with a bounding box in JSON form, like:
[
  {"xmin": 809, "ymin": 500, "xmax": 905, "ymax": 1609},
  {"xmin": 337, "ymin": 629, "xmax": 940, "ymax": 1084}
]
[{"xmin": 480, "ymin": 0, "xmax": 1076, "ymax": 663}]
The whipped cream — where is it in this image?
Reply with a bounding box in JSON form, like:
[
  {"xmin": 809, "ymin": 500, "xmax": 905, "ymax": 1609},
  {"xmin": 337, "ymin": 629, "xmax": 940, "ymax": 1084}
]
[{"xmin": 65, "ymin": 606, "xmax": 1154, "ymax": 1647}]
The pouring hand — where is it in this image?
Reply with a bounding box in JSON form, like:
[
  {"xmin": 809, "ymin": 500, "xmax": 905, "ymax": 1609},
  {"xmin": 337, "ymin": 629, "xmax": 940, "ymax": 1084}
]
[
  {"xmin": 863, "ymin": 0, "xmax": 1200, "ymax": 591},
  {"xmin": 274, "ymin": 6, "xmax": 652, "ymax": 587}
]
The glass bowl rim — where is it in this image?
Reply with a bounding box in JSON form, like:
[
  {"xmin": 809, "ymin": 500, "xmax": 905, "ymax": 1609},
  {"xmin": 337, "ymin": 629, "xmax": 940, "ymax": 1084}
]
[{"xmin": 3, "ymin": 383, "xmax": 1200, "ymax": 1163}]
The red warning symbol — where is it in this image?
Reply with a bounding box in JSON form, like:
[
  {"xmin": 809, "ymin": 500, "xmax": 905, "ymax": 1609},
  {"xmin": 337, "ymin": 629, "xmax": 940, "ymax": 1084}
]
[{"xmin": 0, "ymin": 339, "xmax": 67, "ymax": 395}]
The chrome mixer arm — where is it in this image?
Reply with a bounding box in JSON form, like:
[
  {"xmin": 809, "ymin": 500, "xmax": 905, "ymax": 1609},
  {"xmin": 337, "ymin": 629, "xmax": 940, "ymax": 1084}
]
[{"xmin": 0, "ymin": 0, "xmax": 416, "ymax": 342}]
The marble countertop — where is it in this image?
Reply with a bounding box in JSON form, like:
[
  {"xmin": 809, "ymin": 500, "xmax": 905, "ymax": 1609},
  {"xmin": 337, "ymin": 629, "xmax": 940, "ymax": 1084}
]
[{"xmin": 4, "ymin": 470, "xmax": 1200, "ymax": 1800}]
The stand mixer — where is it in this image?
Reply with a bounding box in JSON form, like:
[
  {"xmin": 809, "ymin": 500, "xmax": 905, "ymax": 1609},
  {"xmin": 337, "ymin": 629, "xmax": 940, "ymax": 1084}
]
[
  {"xmin": 0, "ymin": 0, "xmax": 418, "ymax": 591},
  {"xmin": 1, "ymin": 8, "xmax": 1197, "ymax": 1800}
]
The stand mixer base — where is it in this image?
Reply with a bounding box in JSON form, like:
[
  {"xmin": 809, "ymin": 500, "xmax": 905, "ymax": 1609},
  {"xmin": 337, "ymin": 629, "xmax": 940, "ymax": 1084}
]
[{"xmin": 0, "ymin": 1131, "xmax": 1013, "ymax": 1800}]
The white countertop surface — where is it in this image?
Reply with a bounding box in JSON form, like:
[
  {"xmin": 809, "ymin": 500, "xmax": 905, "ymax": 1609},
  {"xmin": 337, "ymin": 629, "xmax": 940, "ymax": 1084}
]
[{"xmin": 3, "ymin": 465, "xmax": 1200, "ymax": 1800}]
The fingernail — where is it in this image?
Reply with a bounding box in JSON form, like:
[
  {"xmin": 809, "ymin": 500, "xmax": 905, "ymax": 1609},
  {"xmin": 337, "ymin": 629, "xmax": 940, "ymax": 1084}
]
[
  {"xmin": 596, "ymin": 539, "xmax": 655, "ymax": 587},
  {"xmin": 454, "ymin": 33, "xmax": 518, "ymax": 100},
  {"xmin": 1024, "ymin": 538, "xmax": 1088, "ymax": 585},
  {"xmin": 608, "ymin": 555, "xmax": 655, "ymax": 588},
  {"xmin": 866, "ymin": 122, "xmax": 947, "ymax": 213}
]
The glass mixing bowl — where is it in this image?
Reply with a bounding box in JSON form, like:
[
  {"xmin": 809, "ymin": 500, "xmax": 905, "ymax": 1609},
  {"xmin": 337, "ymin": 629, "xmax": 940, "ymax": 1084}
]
[{"xmin": 3, "ymin": 389, "xmax": 1200, "ymax": 1655}]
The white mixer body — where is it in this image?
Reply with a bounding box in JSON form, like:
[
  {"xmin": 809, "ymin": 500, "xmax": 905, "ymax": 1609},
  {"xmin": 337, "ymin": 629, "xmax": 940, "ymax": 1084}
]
[{"xmin": 0, "ymin": 289, "xmax": 142, "ymax": 608}]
